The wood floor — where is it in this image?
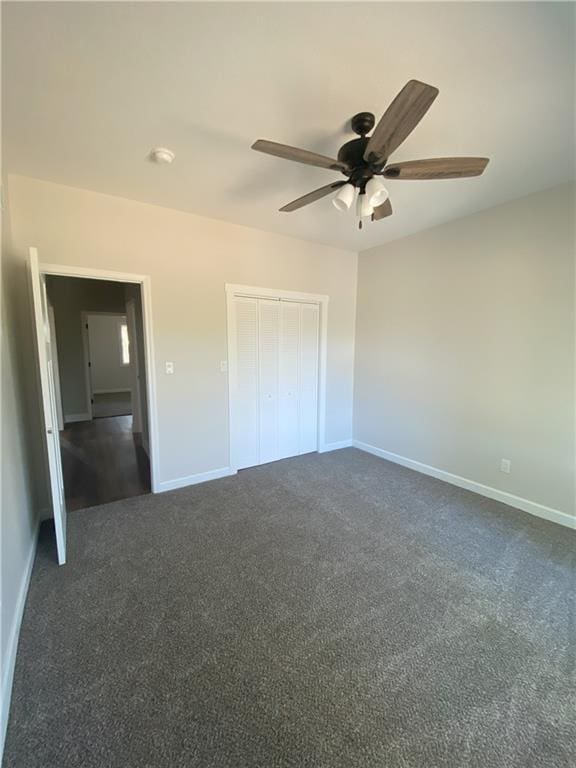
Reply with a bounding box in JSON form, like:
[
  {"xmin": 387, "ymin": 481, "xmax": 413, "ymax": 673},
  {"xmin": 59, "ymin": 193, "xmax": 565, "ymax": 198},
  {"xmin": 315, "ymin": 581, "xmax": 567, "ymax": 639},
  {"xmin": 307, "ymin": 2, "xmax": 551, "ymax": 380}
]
[{"xmin": 60, "ymin": 415, "xmax": 150, "ymax": 511}]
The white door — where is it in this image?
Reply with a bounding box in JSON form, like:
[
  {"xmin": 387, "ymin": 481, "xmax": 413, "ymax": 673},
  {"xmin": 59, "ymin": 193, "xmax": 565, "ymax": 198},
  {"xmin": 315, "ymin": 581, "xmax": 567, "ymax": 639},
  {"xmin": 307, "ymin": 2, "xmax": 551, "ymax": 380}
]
[
  {"xmin": 29, "ymin": 248, "xmax": 67, "ymax": 565},
  {"xmin": 299, "ymin": 303, "xmax": 320, "ymax": 454},
  {"xmin": 278, "ymin": 302, "xmax": 300, "ymax": 459},
  {"xmin": 258, "ymin": 300, "xmax": 280, "ymax": 464},
  {"xmin": 231, "ymin": 297, "xmax": 260, "ymax": 469},
  {"xmin": 229, "ymin": 294, "xmax": 320, "ymax": 470}
]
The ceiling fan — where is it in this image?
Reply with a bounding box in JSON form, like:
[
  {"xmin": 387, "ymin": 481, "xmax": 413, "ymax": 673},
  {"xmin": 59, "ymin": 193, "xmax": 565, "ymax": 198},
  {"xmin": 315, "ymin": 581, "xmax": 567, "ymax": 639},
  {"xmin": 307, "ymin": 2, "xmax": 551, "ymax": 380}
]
[{"xmin": 251, "ymin": 80, "xmax": 489, "ymax": 228}]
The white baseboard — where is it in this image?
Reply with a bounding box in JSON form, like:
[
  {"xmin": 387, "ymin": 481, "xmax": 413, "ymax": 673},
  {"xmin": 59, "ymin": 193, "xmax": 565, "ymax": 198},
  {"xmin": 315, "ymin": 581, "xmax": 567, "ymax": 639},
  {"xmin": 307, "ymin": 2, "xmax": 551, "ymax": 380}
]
[
  {"xmin": 64, "ymin": 412, "xmax": 91, "ymax": 424},
  {"xmin": 1, "ymin": 522, "xmax": 39, "ymax": 759},
  {"xmin": 319, "ymin": 439, "xmax": 353, "ymax": 453},
  {"xmin": 91, "ymin": 388, "xmax": 131, "ymax": 395},
  {"xmin": 157, "ymin": 466, "xmax": 237, "ymax": 493},
  {"xmin": 352, "ymin": 440, "xmax": 575, "ymax": 530}
]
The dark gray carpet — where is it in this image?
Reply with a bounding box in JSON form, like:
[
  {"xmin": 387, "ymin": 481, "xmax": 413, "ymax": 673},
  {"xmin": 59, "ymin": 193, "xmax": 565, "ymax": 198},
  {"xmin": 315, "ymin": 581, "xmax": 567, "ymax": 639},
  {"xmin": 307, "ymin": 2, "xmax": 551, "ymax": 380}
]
[{"xmin": 4, "ymin": 448, "xmax": 575, "ymax": 768}]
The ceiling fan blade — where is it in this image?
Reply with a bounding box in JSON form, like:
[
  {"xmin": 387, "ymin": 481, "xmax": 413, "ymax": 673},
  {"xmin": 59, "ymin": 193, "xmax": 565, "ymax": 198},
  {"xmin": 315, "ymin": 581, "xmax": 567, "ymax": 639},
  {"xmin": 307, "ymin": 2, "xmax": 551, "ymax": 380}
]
[
  {"xmin": 383, "ymin": 157, "xmax": 489, "ymax": 179},
  {"xmin": 364, "ymin": 80, "xmax": 439, "ymax": 163},
  {"xmin": 252, "ymin": 139, "xmax": 349, "ymax": 172},
  {"xmin": 371, "ymin": 198, "xmax": 393, "ymax": 221},
  {"xmin": 279, "ymin": 181, "xmax": 346, "ymax": 212}
]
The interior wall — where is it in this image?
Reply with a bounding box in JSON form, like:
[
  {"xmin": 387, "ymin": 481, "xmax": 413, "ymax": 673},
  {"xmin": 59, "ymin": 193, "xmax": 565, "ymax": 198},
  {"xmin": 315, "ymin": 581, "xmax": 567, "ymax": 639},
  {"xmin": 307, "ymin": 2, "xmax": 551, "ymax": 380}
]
[
  {"xmin": 86, "ymin": 313, "xmax": 131, "ymax": 394},
  {"xmin": 46, "ymin": 276, "xmax": 127, "ymax": 418},
  {"xmin": 0, "ymin": 187, "xmax": 44, "ymax": 749},
  {"xmin": 354, "ymin": 183, "xmax": 575, "ymax": 518},
  {"xmin": 7, "ymin": 174, "xmax": 357, "ymax": 491}
]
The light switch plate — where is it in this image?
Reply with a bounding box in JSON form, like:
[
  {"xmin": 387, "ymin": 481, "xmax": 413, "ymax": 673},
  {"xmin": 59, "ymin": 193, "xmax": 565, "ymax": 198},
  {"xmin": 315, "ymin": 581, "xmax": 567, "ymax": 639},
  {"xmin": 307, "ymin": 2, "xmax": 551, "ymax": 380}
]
[
  {"xmin": 500, "ymin": 458, "xmax": 511, "ymax": 474},
  {"xmin": 220, "ymin": 360, "xmax": 228, "ymax": 373}
]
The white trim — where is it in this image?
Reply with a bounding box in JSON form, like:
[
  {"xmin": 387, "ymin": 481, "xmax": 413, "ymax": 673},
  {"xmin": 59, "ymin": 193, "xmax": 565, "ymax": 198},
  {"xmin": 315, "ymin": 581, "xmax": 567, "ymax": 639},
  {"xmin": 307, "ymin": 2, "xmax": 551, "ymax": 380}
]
[
  {"xmin": 158, "ymin": 467, "xmax": 236, "ymax": 493},
  {"xmin": 91, "ymin": 388, "xmax": 131, "ymax": 395},
  {"xmin": 40, "ymin": 263, "xmax": 149, "ymax": 284},
  {"xmin": 39, "ymin": 260, "xmax": 161, "ymax": 493},
  {"xmin": 225, "ymin": 283, "xmax": 329, "ymax": 468},
  {"xmin": 319, "ymin": 439, "xmax": 353, "ymax": 453},
  {"xmin": 1, "ymin": 523, "xmax": 39, "ymax": 758},
  {"xmin": 353, "ymin": 440, "xmax": 576, "ymax": 530},
  {"xmin": 225, "ymin": 283, "xmax": 328, "ymax": 305},
  {"xmin": 63, "ymin": 412, "xmax": 91, "ymax": 424}
]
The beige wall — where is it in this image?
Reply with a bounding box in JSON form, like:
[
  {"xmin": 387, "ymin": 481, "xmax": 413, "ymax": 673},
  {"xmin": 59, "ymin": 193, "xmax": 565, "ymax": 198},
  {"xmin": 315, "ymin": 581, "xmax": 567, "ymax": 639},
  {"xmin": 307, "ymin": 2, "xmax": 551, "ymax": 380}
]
[
  {"xmin": 354, "ymin": 183, "xmax": 575, "ymax": 517},
  {"xmin": 1, "ymin": 188, "xmax": 45, "ymax": 743},
  {"xmin": 6, "ymin": 174, "xmax": 357, "ymax": 488}
]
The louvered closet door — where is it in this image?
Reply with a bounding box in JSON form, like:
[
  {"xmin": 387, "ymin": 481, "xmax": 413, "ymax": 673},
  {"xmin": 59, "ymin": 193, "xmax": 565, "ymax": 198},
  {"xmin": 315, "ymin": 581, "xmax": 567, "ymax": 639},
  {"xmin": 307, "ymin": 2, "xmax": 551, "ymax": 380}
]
[
  {"xmin": 258, "ymin": 300, "xmax": 280, "ymax": 464},
  {"xmin": 278, "ymin": 302, "xmax": 300, "ymax": 459},
  {"xmin": 299, "ymin": 303, "xmax": 320, "ymax": 454},
  {"xmin": 232, "ymin": 297, "xmax": 260, "ymax": 469}
]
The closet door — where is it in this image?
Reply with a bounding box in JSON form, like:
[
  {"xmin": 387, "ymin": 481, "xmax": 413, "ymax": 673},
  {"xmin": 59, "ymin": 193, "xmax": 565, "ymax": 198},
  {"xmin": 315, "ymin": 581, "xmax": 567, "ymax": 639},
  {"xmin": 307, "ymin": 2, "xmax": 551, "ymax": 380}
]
[
  {"xmin": 299, "ymin": 303, "xmax": 320, "ymax": 454},
  {"xmin": 278, "ymin": 302, "xmax": 300, "ymax": 459},
  {"xmin": 232, "ymin": 297, "xmax": 259, "ymax": 469},
  {"xmin": 258, "ymin": 300, "xmax": 280, "ymax": 464}
]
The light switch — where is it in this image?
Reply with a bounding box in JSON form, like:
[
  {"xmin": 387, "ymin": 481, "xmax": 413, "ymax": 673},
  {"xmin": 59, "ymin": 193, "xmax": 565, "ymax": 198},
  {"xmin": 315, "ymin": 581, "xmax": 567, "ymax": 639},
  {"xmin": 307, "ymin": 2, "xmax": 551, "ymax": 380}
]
[
  {"xmin": 165, "ymin": 362, "xmax": 174, "ymax": 375},
  {"xmin": 220, "ymin": 360, "xmax": 228, "ymax": 373}
]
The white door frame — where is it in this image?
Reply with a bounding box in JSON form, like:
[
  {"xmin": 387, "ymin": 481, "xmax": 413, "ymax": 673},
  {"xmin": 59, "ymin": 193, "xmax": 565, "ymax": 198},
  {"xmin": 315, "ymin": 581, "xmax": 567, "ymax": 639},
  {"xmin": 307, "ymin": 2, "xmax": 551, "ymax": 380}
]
[
  {"xmin": 225, "ymin": 283, "xmax": 329, "ymax": 470},
  {"xmin": 39, "ymin": 260, "xmax": 161, "ymax": 493}
]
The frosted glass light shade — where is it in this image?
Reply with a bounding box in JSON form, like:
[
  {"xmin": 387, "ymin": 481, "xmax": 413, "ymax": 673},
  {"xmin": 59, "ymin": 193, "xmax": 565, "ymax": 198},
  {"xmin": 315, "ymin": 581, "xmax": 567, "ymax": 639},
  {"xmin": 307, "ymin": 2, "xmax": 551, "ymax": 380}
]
[
  {"xmin": 357, "ymin": 192, "xmax": 374, "ymax": 218},
  {"xmin": 365, "ymin": 177, "xmax": 389, "ymax": 207},
  {"xmin": 333, "ymin": 183, "xmax": 356, "ymax": 212}
]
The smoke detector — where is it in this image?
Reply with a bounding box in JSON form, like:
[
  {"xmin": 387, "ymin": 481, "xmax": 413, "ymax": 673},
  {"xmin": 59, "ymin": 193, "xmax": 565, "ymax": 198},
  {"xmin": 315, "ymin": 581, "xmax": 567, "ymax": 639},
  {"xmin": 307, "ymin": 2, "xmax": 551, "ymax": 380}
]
[{"xmin": 148, "ymin": 147, "xmax": 175, "ymax": 164}]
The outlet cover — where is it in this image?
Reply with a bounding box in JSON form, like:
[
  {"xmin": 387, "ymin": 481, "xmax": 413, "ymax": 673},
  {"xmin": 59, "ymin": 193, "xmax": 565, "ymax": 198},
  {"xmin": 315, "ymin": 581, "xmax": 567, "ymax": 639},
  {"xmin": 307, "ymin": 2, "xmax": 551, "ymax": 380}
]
[{"xmin": 500, "ymin": 458, "xmax": 511, "ymax": 474}]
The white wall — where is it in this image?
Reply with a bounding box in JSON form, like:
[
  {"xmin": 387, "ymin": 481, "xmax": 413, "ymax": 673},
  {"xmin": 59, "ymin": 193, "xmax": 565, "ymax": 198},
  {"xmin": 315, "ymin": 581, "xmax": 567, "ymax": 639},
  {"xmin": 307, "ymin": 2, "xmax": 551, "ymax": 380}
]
[
  {"xmin": 86, "ymin": 313, "xmax": 131, "ymax": 393},
  {"xmin": 354, "ymin": 183, "xmax": 575, "ymax": 519},
  {"xmin": 6, "ymin": 174, "xmax": 357, "ymax": 491}
]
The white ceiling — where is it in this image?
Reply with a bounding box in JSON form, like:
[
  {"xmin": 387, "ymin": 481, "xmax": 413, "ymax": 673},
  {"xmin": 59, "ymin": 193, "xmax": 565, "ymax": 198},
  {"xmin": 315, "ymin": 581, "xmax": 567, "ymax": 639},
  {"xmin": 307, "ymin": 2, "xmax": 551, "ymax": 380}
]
[{"xmin": 3, "ymin": 2, "xmax": 575, "ymax": 251}]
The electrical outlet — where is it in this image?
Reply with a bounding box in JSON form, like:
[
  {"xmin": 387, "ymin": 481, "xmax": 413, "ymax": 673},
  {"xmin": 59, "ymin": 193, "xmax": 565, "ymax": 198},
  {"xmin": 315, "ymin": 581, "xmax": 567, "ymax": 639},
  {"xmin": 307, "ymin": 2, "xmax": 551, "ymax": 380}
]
[
  {"xmin": 165, "ymin": 362, "xmax": 174, "ymax": 375},
  {"xmin": 220, "ymin": 360, "xmax": 228, "ymax": 373},
  {"xmin": 500, "ymin": 458, "xmax": 511, "ymax": 474}
]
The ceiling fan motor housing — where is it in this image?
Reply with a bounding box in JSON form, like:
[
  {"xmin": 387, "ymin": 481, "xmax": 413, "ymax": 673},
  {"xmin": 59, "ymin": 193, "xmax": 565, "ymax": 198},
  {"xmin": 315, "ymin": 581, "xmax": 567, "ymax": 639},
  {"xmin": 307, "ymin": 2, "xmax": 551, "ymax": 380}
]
[{"xmin": 337, "ymin": 112, "xmax": 388, "ymax": 190}]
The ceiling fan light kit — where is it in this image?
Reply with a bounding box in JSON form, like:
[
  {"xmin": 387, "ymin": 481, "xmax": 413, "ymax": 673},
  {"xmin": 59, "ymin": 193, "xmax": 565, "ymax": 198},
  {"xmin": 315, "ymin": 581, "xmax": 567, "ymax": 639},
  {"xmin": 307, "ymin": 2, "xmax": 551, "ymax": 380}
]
[
  {"xmin": 357, "ymin": 192, "xmax": 374, "ymax": 219},
  {"xmin": 251, "ymin": 79, "xmax": 489, "ymax": 230},
  {"xmin": 333, "ymin": 183, "xmax": 356, "ymax": 211}
]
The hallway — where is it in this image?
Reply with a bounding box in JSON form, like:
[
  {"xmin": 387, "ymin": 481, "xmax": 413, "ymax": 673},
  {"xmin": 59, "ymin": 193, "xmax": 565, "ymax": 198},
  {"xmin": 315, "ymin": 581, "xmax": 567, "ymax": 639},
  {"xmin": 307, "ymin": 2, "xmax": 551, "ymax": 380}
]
[{"xmin": 60, "ymin": 416, "xmax": 150, "ymax": 511}]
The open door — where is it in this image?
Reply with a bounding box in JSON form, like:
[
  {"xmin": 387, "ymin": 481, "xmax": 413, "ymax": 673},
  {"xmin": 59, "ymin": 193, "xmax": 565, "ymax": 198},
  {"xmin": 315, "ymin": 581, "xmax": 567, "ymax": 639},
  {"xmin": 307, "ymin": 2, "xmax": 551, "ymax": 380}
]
[{"xmin": 29, "ymin": 247, "xmax": 67, "ymax": 565}]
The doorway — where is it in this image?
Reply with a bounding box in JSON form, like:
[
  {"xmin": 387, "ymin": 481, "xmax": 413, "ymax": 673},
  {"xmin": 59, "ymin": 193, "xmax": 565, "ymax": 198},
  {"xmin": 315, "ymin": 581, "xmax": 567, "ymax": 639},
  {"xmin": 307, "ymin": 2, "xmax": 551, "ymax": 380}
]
[
  {"xmin": 30, "ymin": 251, "xmax": 160, "ymax": 563},
  {"xmin": 46, "ymin": 275, "xmax": 151, "ymax": 512},
  {"xmin": 82, "ymin": 312, "xmax": 133, "ymax": 419}
]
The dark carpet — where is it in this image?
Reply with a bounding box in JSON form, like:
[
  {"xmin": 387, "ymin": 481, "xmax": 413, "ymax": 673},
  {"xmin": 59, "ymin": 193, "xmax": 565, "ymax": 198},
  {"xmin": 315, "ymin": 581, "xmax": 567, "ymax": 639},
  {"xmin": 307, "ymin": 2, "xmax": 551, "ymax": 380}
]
[{"xmin": 4, "ymin": 448, "xmax": 575, "ymax": 767}]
